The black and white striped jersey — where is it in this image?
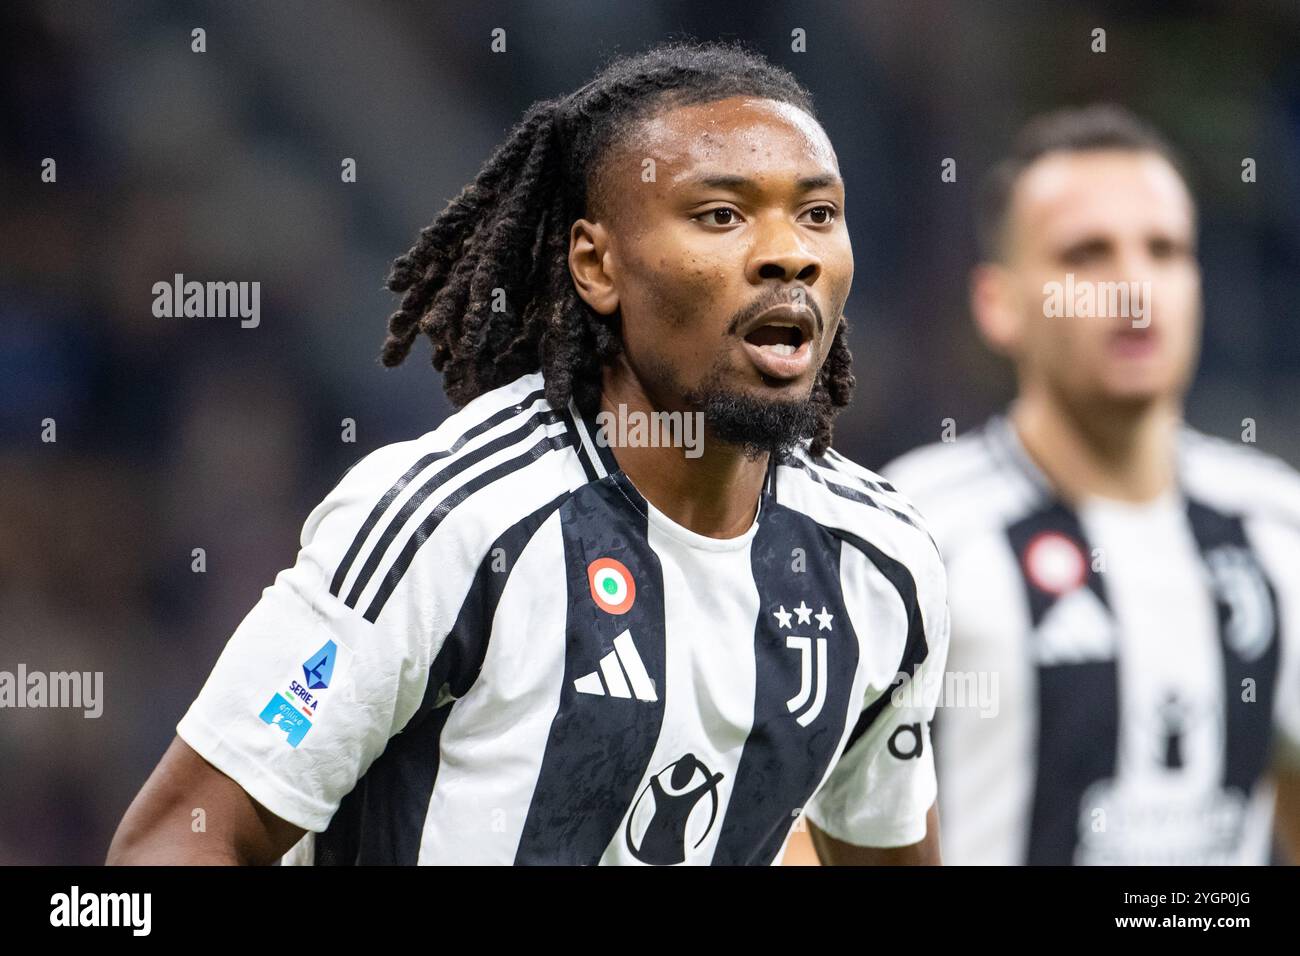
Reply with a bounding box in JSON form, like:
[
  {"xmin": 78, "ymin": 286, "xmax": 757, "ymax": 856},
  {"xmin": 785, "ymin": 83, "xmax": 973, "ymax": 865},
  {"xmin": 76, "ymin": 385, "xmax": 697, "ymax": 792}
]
[
  {"xmin": 176, "ymin": 371, "xmax": 949, "ymax": 865},
  {"xmin": 884, "ymin": 415, "xmax": 1300, "ymax": 865}
]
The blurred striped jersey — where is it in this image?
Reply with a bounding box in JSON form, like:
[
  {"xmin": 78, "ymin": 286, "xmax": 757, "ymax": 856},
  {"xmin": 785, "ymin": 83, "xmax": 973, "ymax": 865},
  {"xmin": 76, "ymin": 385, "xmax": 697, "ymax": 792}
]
[{"xmin": 886, "ymin": 415, "xmax": 1300, "ymax": 864}]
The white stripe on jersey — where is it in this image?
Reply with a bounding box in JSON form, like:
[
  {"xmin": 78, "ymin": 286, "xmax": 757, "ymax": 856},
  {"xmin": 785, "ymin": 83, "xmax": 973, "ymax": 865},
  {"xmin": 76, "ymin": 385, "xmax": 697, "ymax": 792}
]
[
  {"xmin": 416, "ymin": 510, "xmax": 570, "ymax": 864},
  {"xmin": 597, "ymin": 509, "xmax": 762, "ymax": 865},
  {"xmin": 934, "ymin": 531, "xmax": 1035, "ymax": 865},
  {"xmin": 567, "ymin": 396, "xmax": 610, "ymax": 479},
  {"xmin": 1180, "ymin": 428, "xmax": 1300, "ymax": 533},
  {"xmin": 612, "ymin": 630, "xmax": 658, "ymax": 701}
]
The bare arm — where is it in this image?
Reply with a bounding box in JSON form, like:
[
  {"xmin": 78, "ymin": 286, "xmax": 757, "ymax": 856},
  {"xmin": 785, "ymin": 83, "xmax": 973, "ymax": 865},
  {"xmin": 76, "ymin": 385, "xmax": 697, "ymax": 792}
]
[
  {"xmin": 804, "ymin": 802, "xmax": 942, "ymax": 865},
  {"xmin": 107, "ymin": 736, "xmax": 307, "ymax": 865},
  {"xmin": 780, "ymin": 822, "xmax": 823, "ymax": 865},
  {"xmin": 1274, "ymin": 766, "xmax": 1300, "ymax": 864}
]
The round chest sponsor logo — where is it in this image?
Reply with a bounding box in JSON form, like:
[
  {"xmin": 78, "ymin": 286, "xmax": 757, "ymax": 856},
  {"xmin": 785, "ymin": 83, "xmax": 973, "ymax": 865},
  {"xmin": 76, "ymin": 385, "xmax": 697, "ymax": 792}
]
[
  {"xmin": 588, "ymin": 557, "xmax": 635, "ymax": 614},
  {"xmin": 625, "ymin": 753, "xmax": 724, "ymax": 865},
  {"xmin": 1023, "ymin": 531, "xmax": 1087, "ymax": 595}
]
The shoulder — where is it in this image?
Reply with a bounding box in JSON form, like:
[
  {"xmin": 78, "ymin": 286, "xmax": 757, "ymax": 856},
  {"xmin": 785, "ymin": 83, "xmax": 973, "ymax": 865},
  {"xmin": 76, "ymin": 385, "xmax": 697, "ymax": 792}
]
[
  {"xmin": 1179, "ymin": 425, "xmax": 1300, "ymax": 533},
  {"xmin": 775, "ymin": 444, "xmax": 946, "ymax": 611},
  {"xmin": 304, "ymin": 372, "xmax": 588, "ymax": 624},
  {"xmin": 880, "ymin": 418, "xmax": 1044, "ymax": 554},
  {"xmin": 308, "ymin": 372, "xmax": 574, "ymax": 541},
  {"xmin": 776, "ymin": 444, "xmax": 929, "ymax": 539}
]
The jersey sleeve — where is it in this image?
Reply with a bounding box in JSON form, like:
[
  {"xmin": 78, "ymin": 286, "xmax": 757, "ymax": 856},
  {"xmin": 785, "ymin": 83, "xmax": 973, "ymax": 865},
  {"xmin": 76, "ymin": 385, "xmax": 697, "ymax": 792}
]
[
  {"xmin": 803, "ymin": 537, "xmax": 952, "ymax": 849},
  {"xmin": 176, "ymin": 446, "xmax": 456, "ymax": 833}
]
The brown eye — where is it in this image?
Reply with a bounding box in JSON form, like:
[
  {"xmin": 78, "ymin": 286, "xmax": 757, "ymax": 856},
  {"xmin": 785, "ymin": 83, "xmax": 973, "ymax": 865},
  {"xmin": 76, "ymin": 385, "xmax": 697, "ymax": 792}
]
[
  {"xmin": 803, "ymin": 205, "xmax": 836, "ymax": 225},
  {"xmin": 693, "ymin": 207, "xmax": 743, "ymax": 227},
  {"xmin": 1060, "ymin": 239, "xmax": 1109, "ymax": 267},
  {"xmin": 1149, "ymin": 236, "xmax": 1180, "ymax": 259}
]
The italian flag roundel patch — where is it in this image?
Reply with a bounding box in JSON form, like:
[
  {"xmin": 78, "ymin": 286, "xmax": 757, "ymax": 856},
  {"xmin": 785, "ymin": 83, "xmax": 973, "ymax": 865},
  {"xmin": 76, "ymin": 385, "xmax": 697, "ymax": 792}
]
[{"xmin": 588, "ymin": 557, "xmax": 636, "ymax": 615}]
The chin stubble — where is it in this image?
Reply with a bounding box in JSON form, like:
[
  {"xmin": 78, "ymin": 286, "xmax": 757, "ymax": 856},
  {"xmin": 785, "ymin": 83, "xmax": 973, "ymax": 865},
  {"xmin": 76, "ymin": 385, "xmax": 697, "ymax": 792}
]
[{"xmin": 683, "ymin": 373, "xmax": 824, "ymax": 460}]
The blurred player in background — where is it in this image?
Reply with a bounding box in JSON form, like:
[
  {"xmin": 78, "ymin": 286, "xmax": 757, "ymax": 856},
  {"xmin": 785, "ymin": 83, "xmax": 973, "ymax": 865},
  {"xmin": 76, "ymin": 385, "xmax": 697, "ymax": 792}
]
[
  {"xmin": 788, "ymin": 104, "xmax": 1300, "ymax": 865},
  {"xmin": 108, "ymin": 41, "xmax": 949, "ymax": 866}
]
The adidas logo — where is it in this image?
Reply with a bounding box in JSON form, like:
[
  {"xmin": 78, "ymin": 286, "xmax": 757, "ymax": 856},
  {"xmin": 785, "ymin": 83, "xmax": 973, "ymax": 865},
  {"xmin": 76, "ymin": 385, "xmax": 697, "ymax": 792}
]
[{"xmin": 574, "ymin": 629, "xmax": 657, "ymax": 701}]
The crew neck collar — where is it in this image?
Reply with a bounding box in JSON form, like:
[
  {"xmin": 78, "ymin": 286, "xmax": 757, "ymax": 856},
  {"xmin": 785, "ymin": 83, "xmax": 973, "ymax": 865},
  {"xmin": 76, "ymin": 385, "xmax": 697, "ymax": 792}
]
[
  {"xmin": 640, "ymin": 490, "xmax": 762, "ymax": 551},
  {"xmin": 566, "ymin": 395, "xmax": 774, "ymax": 550}
]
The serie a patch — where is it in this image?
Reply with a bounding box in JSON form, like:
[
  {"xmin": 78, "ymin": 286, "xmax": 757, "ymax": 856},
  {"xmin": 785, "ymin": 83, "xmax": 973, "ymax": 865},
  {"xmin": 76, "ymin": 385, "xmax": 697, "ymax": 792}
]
[{"xmin": 258, "ymin": 637, "xmax": 352, "ymax": 748}]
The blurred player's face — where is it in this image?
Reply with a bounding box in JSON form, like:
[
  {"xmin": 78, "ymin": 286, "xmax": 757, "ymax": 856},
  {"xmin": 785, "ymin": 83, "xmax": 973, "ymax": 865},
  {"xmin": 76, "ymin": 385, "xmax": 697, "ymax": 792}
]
[
  {"xmin": 572, "ymin": 95, "xmax": 853, "ymax": 454},
  {"xmin": 975, "ymin": 150, "xmax": 1201, "ymax": 412}
]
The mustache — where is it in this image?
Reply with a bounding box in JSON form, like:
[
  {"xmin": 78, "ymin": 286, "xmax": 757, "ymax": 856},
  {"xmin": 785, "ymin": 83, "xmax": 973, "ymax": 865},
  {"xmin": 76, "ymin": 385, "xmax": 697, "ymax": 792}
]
[{"xmin": 727, "ymin": 289, "xmax": 824, "ymax": 338}]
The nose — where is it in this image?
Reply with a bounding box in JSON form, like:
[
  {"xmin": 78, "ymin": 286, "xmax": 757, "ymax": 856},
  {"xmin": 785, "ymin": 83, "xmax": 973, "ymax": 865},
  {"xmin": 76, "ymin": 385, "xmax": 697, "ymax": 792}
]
[
  {"xmin": 747, "ymin": 217, "xmax": 822, "ymax": 286},
  {"xmin": 1113, "ymin": 244, "xmax": 1148, "ymax": 285},
  {"xmin": 1112, "ymin": 242, "xmax": 1156, "ymax": 319}
]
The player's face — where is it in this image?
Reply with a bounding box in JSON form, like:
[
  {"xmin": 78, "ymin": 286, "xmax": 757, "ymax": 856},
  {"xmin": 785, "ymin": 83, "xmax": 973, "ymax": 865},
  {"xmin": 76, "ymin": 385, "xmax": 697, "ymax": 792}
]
[
  {"xmin": 597, "ymin": 96, "xmax": 852, "ymax": 418},
  {"xmin": 999, "ymin": 150, "xmax": 1201, "ymax": 409}
]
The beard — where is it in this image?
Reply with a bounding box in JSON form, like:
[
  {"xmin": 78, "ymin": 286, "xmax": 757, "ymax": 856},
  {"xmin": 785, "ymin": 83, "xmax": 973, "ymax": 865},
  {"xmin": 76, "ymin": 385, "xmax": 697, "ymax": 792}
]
[{"xmin": 683, "ymin": 367, "xmax": 825, "ymax": 461}]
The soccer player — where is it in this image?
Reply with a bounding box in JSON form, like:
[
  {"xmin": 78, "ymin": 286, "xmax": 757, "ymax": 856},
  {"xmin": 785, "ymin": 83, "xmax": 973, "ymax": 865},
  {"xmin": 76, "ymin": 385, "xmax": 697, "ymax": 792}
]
[
  {"xmin": 107, "ymin": 42, "xmax": 949, "ymax": 866},
  {"xmin": 793, "ymin": 104, "xmax": 1300, "ymax": 865}
]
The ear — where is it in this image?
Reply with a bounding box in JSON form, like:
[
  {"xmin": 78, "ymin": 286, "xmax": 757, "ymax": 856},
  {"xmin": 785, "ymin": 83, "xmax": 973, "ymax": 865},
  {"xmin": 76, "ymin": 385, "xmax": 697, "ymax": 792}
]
[
  {"xmin": 568, "ymin": 218, "xmax": 619, "ymax": 316},
  {"xmin": 969, "ymin": 262, "xmax": 1023, "ymax": 359}
]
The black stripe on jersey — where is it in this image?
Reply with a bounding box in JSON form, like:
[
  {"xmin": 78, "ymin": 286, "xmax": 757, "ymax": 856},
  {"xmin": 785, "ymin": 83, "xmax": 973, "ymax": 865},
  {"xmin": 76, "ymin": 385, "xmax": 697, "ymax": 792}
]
[
  {"xmin": 783, "ymin": 455, "xmax": 922, "ymax": 533},
  {"xmin": 313, "ymin": 775, "xmax": 363, "ymax": 865},
  {"xmin": 560, "ymin": 405, "xmax": 600, "ymax": 483},
  {"xmin": 319, "ymin": 492, "xmax": 575, "ymax": 865},
  {"xmin": 362, "ymin": 429, "xmax": 575, "ymax": 622},
  {"xmin": 812, "ymin": 453, "xmax": 928, "ymax": 526},
  {"xmin": 329, "ymin": 389, "xmax": 546, "ymax": 597},
  {"xmin": 571, "ymin": 396, "xmax": 623, "ymax": 478},
  {"xmin": 833, "ymin": 528, "xmax": 931, "ymax": 756},
  {"xmin": 344, "ymin": 408, "xmax": 564, "ymax": 608},
  {"xmin": 1185, "ymin": 498, "xmax": 1282, "ymax": 793},
  {"xmin": 435, "ymin": 491, "xmax": 575, "ymax": 701},
  {"xmin": 711, "ymin": 504, "xmax": 862, "ymax": 865},
  {"xmin": 1006, "ymin": 501, "xmax": 1119, "ymax": 866},
  {"xmin": 313, "ymin": 700, "xmax": 457, "ymax": 865},
  {"xmin": 514, "ymin": 479, "xmax": 667, "ymax": 865},
  {"xmin": 818, "ymin": 448, "xmax": 899, "ymax": 496}
]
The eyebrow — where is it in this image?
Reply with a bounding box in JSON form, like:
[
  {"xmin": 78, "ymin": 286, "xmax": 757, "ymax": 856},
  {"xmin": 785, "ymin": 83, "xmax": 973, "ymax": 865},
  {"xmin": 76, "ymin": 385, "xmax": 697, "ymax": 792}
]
[{"xmin": 689, "ymin": 173, "xmax": 842, "ymax": 191}]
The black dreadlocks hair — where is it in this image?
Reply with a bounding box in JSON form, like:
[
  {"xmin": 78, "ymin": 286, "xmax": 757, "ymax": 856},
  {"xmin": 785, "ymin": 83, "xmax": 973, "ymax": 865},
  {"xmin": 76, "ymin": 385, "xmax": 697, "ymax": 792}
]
[{"xmin": 380, "ymin": 40, "xmax": 855, "ymax": 456}]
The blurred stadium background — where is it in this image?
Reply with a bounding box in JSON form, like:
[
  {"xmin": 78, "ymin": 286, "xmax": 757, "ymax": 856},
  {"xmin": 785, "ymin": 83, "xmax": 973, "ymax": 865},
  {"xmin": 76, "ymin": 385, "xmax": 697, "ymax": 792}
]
[{"xmin": 2, "ymin": 0, "xmax": 1299, "ymax": 863}]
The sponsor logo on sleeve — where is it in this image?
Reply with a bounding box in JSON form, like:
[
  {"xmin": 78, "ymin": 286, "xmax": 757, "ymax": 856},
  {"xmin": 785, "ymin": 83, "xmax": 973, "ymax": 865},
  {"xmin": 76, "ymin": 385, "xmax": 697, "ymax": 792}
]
[
  {"xmin": 259, "ymin": 693, "xmax": 313, "ymax": 747},
  {"xmin": 259, "ymin": 638, "xmax": 346, "ymax": 748}
]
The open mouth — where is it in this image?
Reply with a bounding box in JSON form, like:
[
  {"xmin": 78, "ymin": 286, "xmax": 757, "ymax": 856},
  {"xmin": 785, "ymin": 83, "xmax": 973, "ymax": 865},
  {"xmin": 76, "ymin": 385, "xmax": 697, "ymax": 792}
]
[
  {"xmin": 1109, "ymin": 322, "xmax": 1159, "ymax": 358},
  {"xmin": 743, "ymin": 321, "xmax": 806, "ymax": 357},
  {"xmin": 739, "ymin": 308, "xmax": 815, "ymax": 381},
  {"xmin": 734, "ymin": 299, "xmax": 819, "ymax": 383}
]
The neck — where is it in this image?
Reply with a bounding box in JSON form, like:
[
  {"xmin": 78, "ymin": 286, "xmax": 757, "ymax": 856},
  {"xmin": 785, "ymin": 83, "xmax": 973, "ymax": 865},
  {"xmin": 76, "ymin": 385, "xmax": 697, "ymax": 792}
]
[
  {"xmin": 598, "ymin": 363, "xmax": 768, "ymax": 538},
  {"xmin": 1011, "ymin": 383, "xmax": 1181, "ymax": 505}
]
